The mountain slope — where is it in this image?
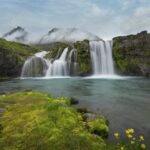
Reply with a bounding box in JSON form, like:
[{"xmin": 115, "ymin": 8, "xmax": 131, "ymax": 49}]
[
  {"xmin": 39, "ymin": 28, "xmax": 101, "ymax": 44},
  {"xmin": 2, "ymin": 26, "xmax": 28, "ymax": 43},
  {"xmin": 0, "ymin": 38, "xmax": 40, "ymax": 78}
]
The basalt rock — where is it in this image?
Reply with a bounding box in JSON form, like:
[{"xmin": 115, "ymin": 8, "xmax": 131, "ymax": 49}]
[
  {"xmin": 0, "ymin": 38, "xmax": 40, "ymax": 78},
  {"xmin": 113, "ymin": 31, "xmax": 150, "ymax": 77}
]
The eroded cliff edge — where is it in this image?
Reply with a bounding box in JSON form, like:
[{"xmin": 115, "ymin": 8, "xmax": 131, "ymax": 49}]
[{"xmin": 113, "ymin": 31, "xmax": 150, "ymax": 77}]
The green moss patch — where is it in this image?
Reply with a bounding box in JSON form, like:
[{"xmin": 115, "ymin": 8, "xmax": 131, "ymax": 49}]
[
  {"xmin": 0, "ymin": 91, "xmax": 107, "ymax": 150},
  {"xmin": 74, "ymin": 40, "xmax": 92, "ymax": 75},
  {"xmin": 0, "ymin": 38, "xmax": 41, "ymax": 77},
  {"xmin": 44, "ymin": 42, "xmax": 72, "ymax": 59},
  {"xmin": 113, "ymin": 32, "xmax": 150, "ymax": 76}
]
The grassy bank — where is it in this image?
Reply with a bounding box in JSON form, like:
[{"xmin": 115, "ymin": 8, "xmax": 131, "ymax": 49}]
[
  {"xmin": 0, "ymin": 91, "xmax": 108, "ymax": 150},
  {"xmin": 0, "ymin": 91, "xmax": 148, "ymax": 150}
]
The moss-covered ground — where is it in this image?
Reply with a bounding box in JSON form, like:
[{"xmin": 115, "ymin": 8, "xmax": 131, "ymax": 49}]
[
  {"xmin": 0, "ymin": 91, "xmax": 108, "ymax": 150},
  {"xmin": 0, "ymin": 91, "xmax": 148, "ymax": 150}
]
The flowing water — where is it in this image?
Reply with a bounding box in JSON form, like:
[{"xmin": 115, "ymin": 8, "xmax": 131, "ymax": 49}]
[
  {"xmin": 21, "ymin": 40, "xmax": 115, "ymax": 77},
  {"xmin": 16, "ymin": 40, "xmax": 150, "ymax": 145},
  {"xmin": 90, "ymin": 41, "xmax": 114, "ymax": 75},
  {"xmin": 0, "ymin": 77, "xmax": 150, "ymax": 144},
  {"xmin": 21, "ymin": 51, "xmax": 48, "ymax": 77},
  {"xmin": 46, "ymin": 48, "xmax": 69, "ymax": 76}
]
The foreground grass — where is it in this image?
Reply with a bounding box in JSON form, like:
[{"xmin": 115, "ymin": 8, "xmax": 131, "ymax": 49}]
[
  {"xmin": 0, "ymin": 91, "xmax": 108, "ymax": 150},
  {"xmin": 0, "ymin": 91, "xmax": 148, "ymax": 150}
]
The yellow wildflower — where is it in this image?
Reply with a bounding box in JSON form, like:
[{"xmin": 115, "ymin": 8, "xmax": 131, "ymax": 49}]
[
  {"xmin": 125, "ymin": 129, "xmax": 130, "ymax": 135},
  {"xmin": 131, "ymin": 140, "xmax": 135, "ymax": 144},
  {"xmin": 133, "ymin": 137, "xmax": 136, "ymax": 140},
  {"xmin": 127, "ymin": 134, "xmax": 133, "ymax": 139},
  {"xmin": 129, "ymin": 128, "xmax": 134, "ymax": 134},
  {"xmin": 139, "ymin": 135, "xmax": 144, "ymax": 141},
  {"xmin": 140, "ymin": 144, "xmax": 146, "ymax": 149},
  {"xmin": 125, "ymin": 128, "xmax": 134, "ymax": 134},
  {"xmin": 120, "ymin": 146, "xmax": 124, "ymax": 150},
  {"xmin": 114, "ymin": 132, "xmax": 119, "ymax": 139}
]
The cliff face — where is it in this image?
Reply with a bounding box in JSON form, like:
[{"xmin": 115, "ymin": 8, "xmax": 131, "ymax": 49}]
[
  {"xmin": 44, "ymin": 40, "xmax": 92, "ymax": 76},
  {"xmin": 0, "ymin": 38, "xmax": 39, "ymax": 78},
  {"xmin": 74, "ymin": 40, "xmax": 92, "ymax": 75},
  {"xmin": 113, "ymin": 31, "xmax": 150, "ymax": 77},
  {"xmin": 1, "ymin": 30, "xmax": 150, "ymax": 78}
]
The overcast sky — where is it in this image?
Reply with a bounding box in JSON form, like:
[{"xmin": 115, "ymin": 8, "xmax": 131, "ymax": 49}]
[{"xmin": 0, "ymin": 0, "xmax": 150, "ymax": 40}]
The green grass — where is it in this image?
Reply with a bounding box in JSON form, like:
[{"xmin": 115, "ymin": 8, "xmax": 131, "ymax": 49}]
[
  {"xmin": 0, "ymin": 38, "xmax": 40, "ymax": 57},
  {"xmin": 0, "ymin": 91, "xmax": 107, "ymax": 150}
]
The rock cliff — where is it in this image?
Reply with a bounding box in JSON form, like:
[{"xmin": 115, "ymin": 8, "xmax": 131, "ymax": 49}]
[{"xmin": 113, "ymin": 31, "xmax": 150, "ymax": 77}]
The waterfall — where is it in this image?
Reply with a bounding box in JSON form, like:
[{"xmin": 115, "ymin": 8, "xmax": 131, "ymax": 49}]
[
  {"xmin": 45, "ymin": 48, "xmax": 69, "ymax": 76},
  {"xmin": 68, "ymin": 49, "xmax": 79, "ymax": 76},
  {"xmin": 21, "ymin": 51, "xmax": 48, "ymax": 77},
  {"xmin": 90, "ymin": 40, "xmax": 114, "ymax": 75},
  {"xmin": 21, "ymin": 40, "xmax": 115, "ymax": 78}
]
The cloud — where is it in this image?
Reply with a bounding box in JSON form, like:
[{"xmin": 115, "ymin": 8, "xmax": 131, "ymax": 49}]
[
  {"xmin": 0, "ymin": 0, "xmax": 150, "ymax": 40},
  {"xmin": 119, "ymin": 6, "xmax": 150, "ymax": 34},
  {"xmin": 134, "ymin": 7, "xmax": 150, "ymax": 17}
]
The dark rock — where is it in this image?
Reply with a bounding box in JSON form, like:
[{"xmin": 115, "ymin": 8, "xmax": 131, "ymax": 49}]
[
  {"xmin": 113, "ymin": 31, "xmax": 150, "ymax": 76},
  {"xmin": 23, "ymin": 89, "xmax": 32, "ymax": 92},
  {"xmin": 0, "ymin": 38, "xmax": 40, "ymax": 78},
  {"xmin": 83, "ymin": 113, "xmax": 97, "ymax": 121},
  {"xmin": 70, "ymin": 97, "xmax": 79, "ymax": 105},
  {"xmin": 77, "ymin": 108, "xmax": 90, "ymax": 114},
  {"xmin": 74, "ymin": 40, "xmax": 92, "ymax": 75}
]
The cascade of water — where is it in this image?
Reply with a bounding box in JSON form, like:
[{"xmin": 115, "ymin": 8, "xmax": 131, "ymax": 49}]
[
  {"xmin": 21, "ymin": 51, "xmax": 48, "ymax": 77},
  {"xmin": 89, "ymin": 40, "xmax": 114, "ymax": 75},
  {"xmin": 45, "ymin": 48, "xmax": 69, "ymax": 76},
  {"xmin": 21, "ymin": 40, "xmax": 115, "ymax": 78},
  {"xmin": 68, "ymin": 49, "xmax": 79, "ymax": 75}
]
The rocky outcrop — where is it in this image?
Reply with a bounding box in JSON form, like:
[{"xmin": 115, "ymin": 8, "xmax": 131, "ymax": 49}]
[
  {"xmin": 2, "ymin": 26, "xmax": 28, "ymax": 43},
  {"xmin": 74, "ymin": 40, "xmax": 92, "ymax": 75},
  {"xmin": 0, "ymin": 38, "xmax": 40, "ymax": 78},
  {"xmin": 113, "ymin": 31, "xmax": 150, "ymax": 77}
]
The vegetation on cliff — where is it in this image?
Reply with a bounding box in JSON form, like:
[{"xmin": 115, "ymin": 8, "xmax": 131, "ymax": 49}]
[
  {"xmin": 44, "ymin": 40, "xmax": 92, "ymax": 75},
  {"xmin": 0, "ymin": 38, "xmax": 40, "ymax": 78},
  {"xmin": 0, "ymin": 91, "xmax": 108, "ymax": 150},
  {"xmin": 113, "ymin": 31, "xmax": 150, "ymax": 76},
  {"xmin": 44, "ymin": 42, "xmax": 72, "ymax": 59},
  {"xmin": 74, "ymin": 40, "xmax": 92, "ymax": 75}
]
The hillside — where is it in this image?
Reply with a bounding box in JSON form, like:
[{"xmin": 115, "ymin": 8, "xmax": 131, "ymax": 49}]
[
  {"xmin": 0, "ymin": 38, "xmax": 40, "ymax": 78},
  {"xmin": 113, "ymin": 31, "xmax": 150, "ymax": 77}
]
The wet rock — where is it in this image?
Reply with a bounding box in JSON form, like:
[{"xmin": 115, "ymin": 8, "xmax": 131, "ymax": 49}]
[
  {"xmin": 83, "ymin": 113, "xmax": 97, "ymax": 121},
  {"xmin": 70, "ymin": 97, "xmax": 79, "ymax": 105},
  {"xmin": 77, "ymin": 108, "xmax": 90, "ymax": 114}
]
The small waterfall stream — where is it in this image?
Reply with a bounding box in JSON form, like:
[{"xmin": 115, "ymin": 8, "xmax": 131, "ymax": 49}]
[
  {"xmin": 21, "ymin": 51, "xmax": 48, "ymax": 77},
  {"xmin": 68, "ymin": 49, "xmax": 79, "ymax": 76},
  {"xmin": 46, "ymin": 48, "xmax": 69, "ymax": 76},
  {"xmin": 89, "ymin": 40, "xmax": 114, "ymax": 75}
]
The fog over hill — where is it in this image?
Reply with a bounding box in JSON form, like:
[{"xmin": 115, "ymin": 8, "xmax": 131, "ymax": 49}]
[
  {"xmin": 1, "ymin": 27, "xmax": 102, "ymax": 44},
  {"xmin": 39, "ymin": 28, "xmax": 102, "ymax": 44},
  {"xmin": 2, "ymin": 26, "xmax": 28, "ymax": 43}
]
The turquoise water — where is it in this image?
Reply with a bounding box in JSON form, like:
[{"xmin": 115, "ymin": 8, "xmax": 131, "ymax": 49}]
[{"xmin": 0, "ymin": 77, "xmax": 150, "ymax": 144}]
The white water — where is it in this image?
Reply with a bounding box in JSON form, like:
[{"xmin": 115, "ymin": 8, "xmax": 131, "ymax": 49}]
[
  {"xmin": 21, "ymin": 51, "xmax": 48, "ymax": 77},
  {"xmin": 90, "ymin": 41, "xmax": 114, "ymax": 75},
  {"xmin": 35, "ymin": 51, "xmax": 48, "ymax": 57},
  {"xmin": 21, "ymin": 40, "xmax": 115, "ymax": 78},
  {"xmin": 68, "ymin": 49, "xmax": 79, "ymax": 75},
  {"xmin": 46, "ymin": 48, "xmax": 69, "ymax": 76}
]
